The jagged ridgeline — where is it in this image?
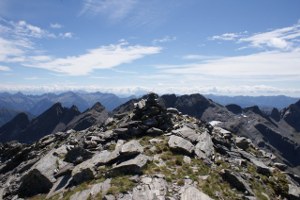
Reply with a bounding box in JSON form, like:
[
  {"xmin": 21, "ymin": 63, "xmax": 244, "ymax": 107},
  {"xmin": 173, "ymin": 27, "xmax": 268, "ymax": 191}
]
[{"xmin": 0, "ymin": 93, "xmax": 299, "ymax": 200}]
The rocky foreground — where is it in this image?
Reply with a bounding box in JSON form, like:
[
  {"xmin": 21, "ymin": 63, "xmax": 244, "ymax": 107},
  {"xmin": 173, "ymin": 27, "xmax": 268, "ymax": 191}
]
[{"xmin": 0, "ymin": 93, "xmax": 300, "ymax": 200}]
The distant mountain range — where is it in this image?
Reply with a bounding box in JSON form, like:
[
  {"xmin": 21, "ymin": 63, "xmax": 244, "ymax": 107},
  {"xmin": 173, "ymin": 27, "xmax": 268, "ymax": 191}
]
[
  {"xmin": 0, "ymin": 101, "xmax": 108, "ymax": 143},
  {"xmin": 205, "ymin": 94, "xmax": 299, "ymax": 109},
  {"xmin": 0, "ymin": 91, "xmax": 133, "ymax": 126}
]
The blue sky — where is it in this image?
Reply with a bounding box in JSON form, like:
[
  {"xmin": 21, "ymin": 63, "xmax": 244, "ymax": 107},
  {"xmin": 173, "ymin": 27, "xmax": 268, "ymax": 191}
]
[{"xmin": 0, "ymin": 0, "xmax": 300, "ymax": 96}]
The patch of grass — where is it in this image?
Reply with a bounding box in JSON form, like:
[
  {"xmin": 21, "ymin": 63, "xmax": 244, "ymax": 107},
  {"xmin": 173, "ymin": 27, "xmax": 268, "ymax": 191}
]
[
  {"xmin": 107, "ymin": 143, "xmax": 116, "ymax": 151},
  {"xmin": 107, "ymin": 175, "xmax": 136, "ymax": 195},
  {"xmin": 201, "ymin": 173, "xmax": 240, "ymax": 200},
  {"xmin": 177, "ymin": 179, "xmax": 184, "ymax": 186}
]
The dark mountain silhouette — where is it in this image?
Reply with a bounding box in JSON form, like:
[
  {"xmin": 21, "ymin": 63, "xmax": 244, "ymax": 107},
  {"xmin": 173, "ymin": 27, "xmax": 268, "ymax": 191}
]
[
  {"xmin": 0, "ymin": 113, "xmax": 30, "ymax": 142},
  {"xmin": 0, "ymin": 108, "xmax": 21, "ymax": 126},
  {"xmin": 281, "ymin": 100, "xmax": 300, "ymax": 132},
  {"xmin": 65, "ymin": 102, "xmax": 109, "ymax": 131},
  {"xmin": 225, "ymin": 104, "xmax": 242, "ymax": 114},
  {"xmin": 0, "ymin": 103, "xmax": 81, "ymax": 143}
]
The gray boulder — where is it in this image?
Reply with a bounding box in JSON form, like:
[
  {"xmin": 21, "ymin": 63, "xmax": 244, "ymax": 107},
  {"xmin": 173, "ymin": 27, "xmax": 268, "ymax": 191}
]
[
  {"xmin": 220, "ymin": 169, "xmax": 253, "ymax": 195},
  {"xmin": 18, "ymin": 169, "xmax": 53, "ymax": 197},
  {"xmin": 181, "ymin": 186, "xmax": 213, "ymax": 200},
  {"xmin": 235, "ymin": 137, "xmax": 252, "ymax": 150},
  {"xmin": 172, "ymin": 126, "xmax": 201, "ymax": 144},
  {"xmin": 18, "ymin": 148, "xmax": 67, "ymax": 197},
  {"xmin": 195, "ymin": 132, "xmax": 214, "ymax": 159},
  {"xmin": 274, "ymin": 162, "xmax": 288, "ymax": 171},
  {"xmin": 288, "ymin": 184, "xmax": 300, "ymax": 199},
  {"xmin": 147, "ymin": 127, "xmax": 164, "ymax": 135},
  {"xmin": 110, "ymin": 154, "xmax": 149, "ymax": 175},
  {"xmin": 120, "ymin": 140, "xmax": 144, "ymax": 156},
  {"xmin": 64, "ymin": 147, "xmax": 94, "ymax": 164},
  {"xmin": 168, "ymin": 135, "xmax": 195, "ymax": 155},
  {"xmin": 251, "ymin": 159, "xmax": 274, "ymax": 176}
]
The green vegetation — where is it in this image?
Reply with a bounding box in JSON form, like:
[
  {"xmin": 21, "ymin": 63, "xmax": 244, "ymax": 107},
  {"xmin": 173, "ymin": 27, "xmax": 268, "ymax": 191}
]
[{"xmin": 107, "ymin": 175, "xmax": 136, "ymax": 195}]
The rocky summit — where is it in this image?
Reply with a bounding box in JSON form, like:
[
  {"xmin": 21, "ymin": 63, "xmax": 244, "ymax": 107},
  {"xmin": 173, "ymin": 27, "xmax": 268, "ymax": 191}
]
[{"xmin": 0, "ymin": 93, "xmax": 300, "ymax": 200}]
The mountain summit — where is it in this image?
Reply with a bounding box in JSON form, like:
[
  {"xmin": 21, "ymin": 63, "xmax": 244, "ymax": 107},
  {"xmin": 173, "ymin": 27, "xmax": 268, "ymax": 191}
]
[{"xmin": 0, "ymin": 93, "xmax": 299, "ymax": 199}]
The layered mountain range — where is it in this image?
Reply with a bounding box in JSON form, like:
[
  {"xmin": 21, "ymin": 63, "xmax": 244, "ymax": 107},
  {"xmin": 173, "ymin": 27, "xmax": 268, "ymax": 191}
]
[
  {"xmin": 0, "ymin": 92, "xmax": 133, "ymax": 126},
  {"xmin": 0, "ymin": 93, "xmax": 299, "ymax": 199}
]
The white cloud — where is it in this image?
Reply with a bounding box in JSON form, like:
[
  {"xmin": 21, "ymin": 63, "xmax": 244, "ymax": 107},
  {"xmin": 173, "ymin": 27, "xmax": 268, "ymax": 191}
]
[
  {"xmin": 0, "ymin": 84, "xmax": 299, "ymax": 97},
  {"xmin": 210, "ymin": 21, "xmax": 300, "ymax": 50},
  {"xmin": 0, "ymin": 65, "xmax": 10, "ymax": 71},
  {"xmin": 158, "ymin": 50, "xmax": 300, "ymax": 77},
  {"xmin": 59, "ymin": 32, "xmax": 73, "ymax": 39},
  {"xmin": 25, "ymin": 42, "xmax": 162, "ymax": 76},
  {"xmin": 80, "ymin": 0, "xmax": 137, "ymax": 21},
  {"xmin": 182, "ymin": 54, "xmax": 223, "ymax": 60},
  {"xmin": 210, "ymin": 33, "xmax": 242, "ymax": 41},
  {"xmin": 0, "ymin": 18, "xmax": 74, "ymax": 63},
  {"xmin": 50, "ymin": 23, "xmax": 62, "ymax": 29},
  {"xmin": 0, "ymin": 37, "xmax": 26, "ymax": 62},
  {"xmin": 153, "ymin": 36, "xmax": 176, "ymax": 44},
  {"xmin": 239, "ymin": 23, "xmax": 300, "ymax": 50}
]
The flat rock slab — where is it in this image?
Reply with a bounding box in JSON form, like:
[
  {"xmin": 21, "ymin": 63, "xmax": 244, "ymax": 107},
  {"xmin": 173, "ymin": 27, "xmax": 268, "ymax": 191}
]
[
  {"xmin": 120, "ymin": 140, "xmax": 144, "ymax": 156},
  {"xmin": 195, "ymin": 131, "xmax": 214, "ymax": 159},
  {"xmin": 172, "ymin": 126, "xmax": 201, "ymax": 144},
  {"xmin": 168, "ymin": 135, "xmax": 195, "ymax": 155},
  {"xmin": 110, "ymin": 154, "xmax": 149, "ymax": 176}
]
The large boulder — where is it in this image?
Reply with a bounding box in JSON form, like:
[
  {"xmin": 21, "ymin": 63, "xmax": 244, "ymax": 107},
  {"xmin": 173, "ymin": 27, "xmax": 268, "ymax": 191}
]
[
  {"xmin": 172, "ymin": 126, "xmax": 201, "ymax": 144},
  {"xmin": 288, "ymin": 184, "xmax": 300, "ymax": 200},
  {"xmin": 220, "ymin": 169, "xmax": 253, "ymax": 195},
  {"xmin": 235, "ymin": 137, "xmax": 252, "ymax": 150},
  {"xmin": 168, "ymin": 135, "xmax": 195, "ymax": 155},
  {"xmin": 64, "ymin": 147, "xmax": 94, "ymax": 164},
  {"xmin": 194, "ymin": 131, "xmax": 214, "ymax": 159},
  {"xmin": 18, "ymin": 169, "xmax": 53, "ymax": 197},
  {"xmin": 18, "ymin": 148, "xmax": 67, "ymax": 197},
  {"xmin": 120, "ymin": 140, "xmax": 144, "ymax": 156},
  {"xmin": 110, "ymin": 154, "xmax": 149, "ymax": 176},
  {"xmin": 181, "ymin": 186, "xmax": 213, "ymax": 200}
]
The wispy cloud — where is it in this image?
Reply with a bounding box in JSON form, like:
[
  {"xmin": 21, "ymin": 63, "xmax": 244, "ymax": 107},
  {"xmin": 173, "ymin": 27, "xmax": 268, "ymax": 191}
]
[
  {"xmin": 0, "ymin": 65, "xmax": 10, "ymax": 71},
  {"xmin": 210, "ymin": 32, "xmax": 244, "ymax": 41},
  {"xmin": 50, "ymin": 23, "xmax": 63, "ymax": 29},
  {"xmin": 210, "ymin": 21, "xmax": 300, "ymax": 51},
  {"xmin": 80, "ymin": 0, "xmax": 137, "ymax": 21},
  {"xmin": 182, "ymin": 54, "xmax": 223, "ymax": 61},
  {"xmin": 25, "ymin": 41, "xmax": 162, "ymax": 76},
  {"xmin": 153, "ymin": 36, "xmax": 176, "ymax": 44},
  {"xmin": 0, "ymin": 18, "xmax": 74, "ymax": 63},
  {"xmin": 159, "ymin": 50, "xmax": 300, "ymax": 77},
  {"xmin": 59, "ymin": 32, "xmax": 74, "ymax": 39}
]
